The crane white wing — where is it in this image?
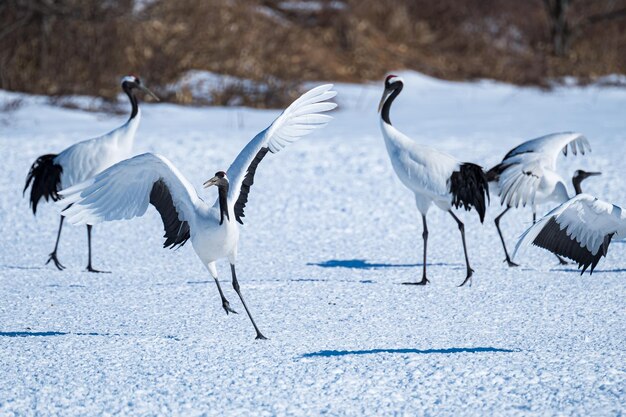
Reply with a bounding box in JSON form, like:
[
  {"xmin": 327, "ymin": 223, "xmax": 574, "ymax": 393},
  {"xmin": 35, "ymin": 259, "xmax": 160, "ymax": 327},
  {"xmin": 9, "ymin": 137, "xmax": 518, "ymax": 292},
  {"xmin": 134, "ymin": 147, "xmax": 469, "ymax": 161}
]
[
  {"xmin": 514, "ymin": 194, "xmax": 625, "ymax": 273},
  {"xmin": 502, "ymin": 132, "xmax": 590, "ymax": 168},
  {"xmin": 59, "ymin": 153, "xmax": 206, "ymax": 248},
  {"xmin": 401, "ymin": 145, "xmax": 460, "ymax": 197},
  {"xmin": 223, "ymin": 84, "xmax": 337, "ymax": 223},
  {"xmin": 488, "ymin": 132, "xmax": 591, "ymax": 205},
  {"xmin": 497, "ymin": 156, "xmax": 543, "ymax": 208},
  {"xmin": 380, "ymin": 123, "xmax": 460, "ymax": 198}
]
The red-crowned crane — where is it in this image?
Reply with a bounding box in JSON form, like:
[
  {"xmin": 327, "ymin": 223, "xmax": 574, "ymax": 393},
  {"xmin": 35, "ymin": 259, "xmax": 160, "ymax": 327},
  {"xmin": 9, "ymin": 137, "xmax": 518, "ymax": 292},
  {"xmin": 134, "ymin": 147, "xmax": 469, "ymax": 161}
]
[
  {"xmin": 514, "ymin": 194, "xmax": 625, "ymax": 274},
  {"xmin": 378, "ymin": 75, "xmax": 489, "ymax": 287},
  {"xmin": 487, "ymin": 133, "xmax": 600, "ymax": 266},
  {"xmin": 58, "ymin": 84, "xmax": 337, "ymax": 339},
  {"xmin": 23, "ymin": 75, "xmax": 158, "ymax": 272}
]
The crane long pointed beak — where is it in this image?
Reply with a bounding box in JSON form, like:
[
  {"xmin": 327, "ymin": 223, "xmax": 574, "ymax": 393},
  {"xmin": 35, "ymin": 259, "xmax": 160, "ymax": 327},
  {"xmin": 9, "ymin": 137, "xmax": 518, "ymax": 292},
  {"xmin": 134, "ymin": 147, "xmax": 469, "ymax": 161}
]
[
  {"xmin": 587, "ymin": 171, "xmax": 601, "ymax": 176},
  {"xmin": 139, "ymin": 85, "xmax": 160, "ymax": 101},
  {"xmin": 378, "ymin": 89, "xmax": 390, "ymax": 113},
  {"xmin": 203, "ymin": 176, "xmax": 218, "ymax": 188}
]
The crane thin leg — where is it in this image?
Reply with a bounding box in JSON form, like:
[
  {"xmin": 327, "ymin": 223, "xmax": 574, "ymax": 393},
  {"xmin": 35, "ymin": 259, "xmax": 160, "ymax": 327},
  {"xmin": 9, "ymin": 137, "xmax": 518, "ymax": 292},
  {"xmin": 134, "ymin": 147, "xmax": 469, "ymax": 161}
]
[
  {"xmin": 449, "ymin": 211, "xmax": 474, "ymax": 287},
  {"xmin": 555, "ymin": 254, "xmax": 570, "ymax": 265},
  {"xmin": 403, "ymin": 214, "xmax": 429, "ymax": 285},
  {"xmin": 46, "ymin": 216, "xmax": 66, "ymax": 270},
  {"xmin": 494, "ymin": 207, "xmax": 519, "ymax": 267},
  {"xmin": 230, "ymin": 264, "xmax": 267, "ymax": 340},
  {"xmin": 214, "ymin": 279, "xmax": 237, "ymax": 315},
  {"xmin": 86, "ymin": 225, "xmax": 109, "ymax": 273}
]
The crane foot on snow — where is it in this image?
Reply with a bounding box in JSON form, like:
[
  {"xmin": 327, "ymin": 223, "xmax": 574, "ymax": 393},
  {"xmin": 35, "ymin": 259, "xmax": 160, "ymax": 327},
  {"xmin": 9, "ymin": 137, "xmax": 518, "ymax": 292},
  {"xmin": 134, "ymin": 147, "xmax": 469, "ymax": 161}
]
[
  {"xmin": 46, "ymin": 252, "xmax": 65, "ymax": 271},
  {"xmin": 222, "ymin": 300, "xmax": 238, "ymax": 315},
  {"xmin": 402, "ymin": 277, "xmax": 430, "ymax": 285},
  {"xmin": 505, "ymin": 259, "xmax": 520, "ymax": 267}
]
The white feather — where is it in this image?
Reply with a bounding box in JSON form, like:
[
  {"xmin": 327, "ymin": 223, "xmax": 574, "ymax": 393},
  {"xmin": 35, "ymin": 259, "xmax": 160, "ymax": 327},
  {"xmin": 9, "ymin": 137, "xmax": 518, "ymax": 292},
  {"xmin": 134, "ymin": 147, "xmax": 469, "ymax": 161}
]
[
  {"xmin": 224, "ymin": 84, "xmax": 337, "ymax": 204},
  {"xmin": 380, "ymin": 121, "xmax": 460, "ymax": 210},
  {"xmin": 59, "ymin": 153, "xmax": 205, "ymax": 229},
  {"xmin": 494, "ymin": 132, "xmax": 591, "ymax": 208}
]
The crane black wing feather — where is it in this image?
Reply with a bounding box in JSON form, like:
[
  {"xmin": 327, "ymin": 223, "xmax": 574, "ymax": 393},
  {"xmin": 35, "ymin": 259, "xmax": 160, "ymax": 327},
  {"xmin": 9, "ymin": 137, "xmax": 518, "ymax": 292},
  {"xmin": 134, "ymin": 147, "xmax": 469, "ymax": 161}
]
[
  {"xmin": 532, "ymin": 217, "xmax": 613, "ymax": 274},
  {"xmin": 234, "ymin": 146, "xmax": 270, "ymax": 225},
  {"xmin": 150, "ymin": 179, "xmax": 190, "ymax": 249}
]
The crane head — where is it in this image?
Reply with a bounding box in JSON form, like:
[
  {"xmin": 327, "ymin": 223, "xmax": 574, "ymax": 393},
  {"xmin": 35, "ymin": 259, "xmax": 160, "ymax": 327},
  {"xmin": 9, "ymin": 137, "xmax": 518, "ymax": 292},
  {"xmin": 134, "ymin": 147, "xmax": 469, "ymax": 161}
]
[
  {"xmin": 384, "ymin": 74, "xmax": 402, "ymax": 87},
  {"xmin": 379, "ymin": 74, "xmax": 404, "ymax": 113},
  {"xmin": 572, "ymin": 170, "xmax": 601, "ymax": 195},
  {"xmin": 573, "ymin": 170, "xmax": 601, "ymax": 182},
  {"xmin": 121, "ymin": 75, "xmax": 160, "ymax": 101},
  {"xmin": 203, "ymin": 171, "xmax": 229, "ymax": 188}
]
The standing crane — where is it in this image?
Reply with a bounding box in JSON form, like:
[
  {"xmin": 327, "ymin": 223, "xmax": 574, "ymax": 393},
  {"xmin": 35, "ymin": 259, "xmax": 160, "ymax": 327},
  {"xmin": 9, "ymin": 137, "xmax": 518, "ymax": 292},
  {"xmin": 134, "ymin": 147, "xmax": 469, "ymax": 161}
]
[
  {"xmin": 23, "ymin": 75, "xmax": 158, "ymax": 272},
  {"xmin": 487, "ymin": 133, "xmax": 599, "ymax": 266},
  {"xmin": 378, "ymin": 75, "xmax": 489, "ymax": 287},
  {"xmin": 58, "ymin": 84, "xmax": 337, "ymax": 339}
]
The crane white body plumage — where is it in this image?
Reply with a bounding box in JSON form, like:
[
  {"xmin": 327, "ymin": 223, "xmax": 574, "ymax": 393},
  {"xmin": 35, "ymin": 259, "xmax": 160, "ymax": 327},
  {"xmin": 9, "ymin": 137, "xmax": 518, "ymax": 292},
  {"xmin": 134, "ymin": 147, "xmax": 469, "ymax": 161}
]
[
  {"xmin": 54, "ymin": 112, "xmax": 141, "ymax": 189},
  {"xmin": 380, "ymin": 121, "xmax": 460, "ymax": 213}
]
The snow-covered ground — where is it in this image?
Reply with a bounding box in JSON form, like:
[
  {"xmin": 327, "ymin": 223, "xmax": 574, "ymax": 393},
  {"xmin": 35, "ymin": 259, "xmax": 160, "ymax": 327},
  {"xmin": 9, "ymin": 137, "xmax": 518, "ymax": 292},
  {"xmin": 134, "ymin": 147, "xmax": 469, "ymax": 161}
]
[{"xmin": 0, "ymin": 72, "xmax": 624, "ymax": 416}]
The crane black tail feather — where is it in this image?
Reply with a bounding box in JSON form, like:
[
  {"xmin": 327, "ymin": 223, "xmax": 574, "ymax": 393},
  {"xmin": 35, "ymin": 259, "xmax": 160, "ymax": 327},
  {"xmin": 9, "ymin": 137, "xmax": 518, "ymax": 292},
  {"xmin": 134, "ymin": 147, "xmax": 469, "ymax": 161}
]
[
  {"xmin": 23, "ymin": 154, "xmax": 63, "ymax": 215},
  {"xmin": 449, "ymin": 162, "xmax": 490, "ymax": 223}
]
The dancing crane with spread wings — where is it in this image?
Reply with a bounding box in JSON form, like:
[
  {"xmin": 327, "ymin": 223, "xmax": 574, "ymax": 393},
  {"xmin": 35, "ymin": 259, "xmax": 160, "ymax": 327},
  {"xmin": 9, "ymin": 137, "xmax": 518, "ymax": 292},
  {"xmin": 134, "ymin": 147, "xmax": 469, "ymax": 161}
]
[{"xmin": 59, "ymin": 84, "xmax": 337, "ymax": 339}]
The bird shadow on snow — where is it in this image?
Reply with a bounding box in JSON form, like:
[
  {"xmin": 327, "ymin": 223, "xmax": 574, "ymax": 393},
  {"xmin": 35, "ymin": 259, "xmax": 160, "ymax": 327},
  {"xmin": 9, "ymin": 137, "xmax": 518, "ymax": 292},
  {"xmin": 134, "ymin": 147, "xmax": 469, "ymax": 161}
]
[
  {"xmin": 187, "ymin": 278, "xmax": 376, "ymax": 284},
  {"xmin": 0, "ymin": 264, "xmax": 44, "ymax": 271},
  {"xmin": 550, "ymin": 267, "xmax": 626, "ymax": 274},
  {"xmin": 301, "ymin": 347, "xmax": 520, "ymax": 358},
  {"xmin": 291, "ymin": 277, "xmax": 376, "ymax": 283},
  {"xmin": 307, "ymin": 259, "xmax": 458, "ymax": 269},
  {"xmin": 0, "ymin": 331, "xmax": 180, "ymax": 340}
]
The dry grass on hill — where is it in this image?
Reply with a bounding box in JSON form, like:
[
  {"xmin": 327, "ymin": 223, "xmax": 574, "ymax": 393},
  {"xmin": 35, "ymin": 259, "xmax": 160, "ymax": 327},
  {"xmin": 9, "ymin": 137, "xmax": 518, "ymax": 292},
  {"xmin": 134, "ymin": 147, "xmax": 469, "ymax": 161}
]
[{"xmin": 1, "ymin": 0, "xmax": 625, "ymax": 107}]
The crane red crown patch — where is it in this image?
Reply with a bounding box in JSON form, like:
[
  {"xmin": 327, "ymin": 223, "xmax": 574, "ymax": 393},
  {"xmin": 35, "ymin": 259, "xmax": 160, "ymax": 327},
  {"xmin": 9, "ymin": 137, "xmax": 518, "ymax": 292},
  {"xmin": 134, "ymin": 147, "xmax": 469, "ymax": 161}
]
[{"xmin": 385, "ymin": 74, "xmax": 398, "ymax": 83}]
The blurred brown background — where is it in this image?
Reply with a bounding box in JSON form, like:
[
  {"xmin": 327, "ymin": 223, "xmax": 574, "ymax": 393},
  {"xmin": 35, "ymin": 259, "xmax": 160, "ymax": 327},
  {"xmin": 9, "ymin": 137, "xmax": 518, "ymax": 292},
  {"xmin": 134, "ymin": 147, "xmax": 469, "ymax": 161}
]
[{"xmin": 1, "ymin": 0, "xmax": 626, "ymax": 107}]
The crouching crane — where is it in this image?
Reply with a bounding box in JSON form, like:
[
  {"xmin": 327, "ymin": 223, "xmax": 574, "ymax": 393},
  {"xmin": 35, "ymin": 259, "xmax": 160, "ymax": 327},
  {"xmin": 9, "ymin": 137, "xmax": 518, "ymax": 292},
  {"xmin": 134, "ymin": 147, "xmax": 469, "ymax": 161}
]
[
  {"xmin": 59, "ymin": 84, "xmax": 337, "ymax": 339},
  {"xmin": 514, "ymin": 194, "xmax": 625, "ymax": 274}
]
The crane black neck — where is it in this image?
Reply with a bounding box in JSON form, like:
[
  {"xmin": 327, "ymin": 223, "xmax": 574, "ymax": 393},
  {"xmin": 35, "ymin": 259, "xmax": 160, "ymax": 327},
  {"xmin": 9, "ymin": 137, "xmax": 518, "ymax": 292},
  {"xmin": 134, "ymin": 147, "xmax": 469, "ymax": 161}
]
[
  {"xmin": 218, "ymin": 182, "xmax": 230, "ymax": 225},
  {"xmin": 572, "ymin": 176, "xmax": 583, "ymax": 195},
  {"xmin": 381, "ymin": 83, "xmax": 403, "ymax": 125},
  {"xmin": 122, "ymin": 83, "xmax": 139, "ymax": 120}
]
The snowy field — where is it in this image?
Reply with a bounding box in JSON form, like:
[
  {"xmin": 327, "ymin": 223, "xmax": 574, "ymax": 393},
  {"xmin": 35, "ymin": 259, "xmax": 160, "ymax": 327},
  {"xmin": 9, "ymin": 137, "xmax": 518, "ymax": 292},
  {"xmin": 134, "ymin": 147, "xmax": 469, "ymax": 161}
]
[{"xmin": 0, "ymin": 73, "xmax": 624, "ymax": 416}]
